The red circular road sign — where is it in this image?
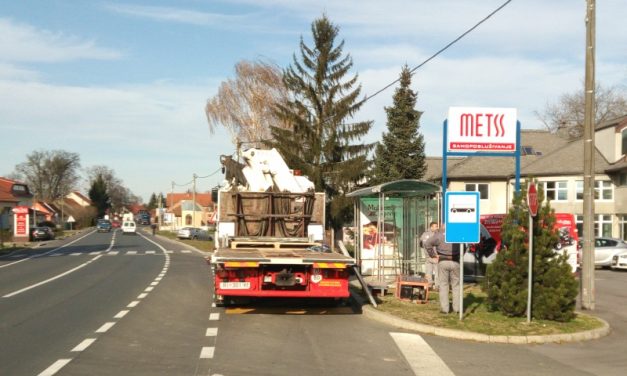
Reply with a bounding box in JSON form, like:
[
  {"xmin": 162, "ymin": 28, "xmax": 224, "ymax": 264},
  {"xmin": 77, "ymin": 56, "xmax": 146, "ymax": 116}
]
[{"xmin": 527, "ymin": 183, "xmax": 538, "ymax": 217}]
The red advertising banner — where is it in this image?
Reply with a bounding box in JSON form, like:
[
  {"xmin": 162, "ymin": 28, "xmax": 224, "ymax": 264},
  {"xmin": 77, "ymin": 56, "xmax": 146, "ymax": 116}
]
[{"xmin": 12, "ymin": 206, "xmax": 30, "ymax": 238}]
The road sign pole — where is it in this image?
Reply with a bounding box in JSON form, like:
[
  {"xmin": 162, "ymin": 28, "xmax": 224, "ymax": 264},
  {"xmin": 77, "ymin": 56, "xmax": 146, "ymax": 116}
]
[
  {"xmin": 459, "ymin": 243, "xmax": 464, "ymax": 321},
  {"xmin": 527, "ymin": 213, "xmax": 533, "ymax": 323}
]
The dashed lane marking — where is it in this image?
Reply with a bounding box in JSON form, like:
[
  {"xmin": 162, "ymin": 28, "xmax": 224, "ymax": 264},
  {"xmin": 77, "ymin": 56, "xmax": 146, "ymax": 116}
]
[
  {"xmin": 209, "ymin": 313, "xmax": 220, "ymax": 321},
  {"xmin": 114, "ymin": 310, "xmax": 129, "ymax": 319},
  {"xmin": 95, "ymin": 322, "xmax": 116, "ymax": 333},
  {"xmin": 206, "ymin": 327, "xmax": 218, "ymax": 336},
  {"xmin": 390, "ymin": 332, "xmax": 455, "ymax": 376},
  {"xmin": 71, "ymin": 338, "xmax": 96, "ymax": 352},
  {"xmin": 127, "ymin": 301, "xmax": 140, "ymax": 308},
  {"xmin": 200, "ymin": 347, "xmax": 215, "ymax": 359},
  {"xmin": 38, "ymin": 359, "xmax": 72, "ymax": 376}
]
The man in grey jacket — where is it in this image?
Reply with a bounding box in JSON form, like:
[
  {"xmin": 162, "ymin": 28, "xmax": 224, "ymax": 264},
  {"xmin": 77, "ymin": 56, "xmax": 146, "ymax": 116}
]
[{"xmin": 424, "ymin": 224, "xmax": 461, "ymax": 314}]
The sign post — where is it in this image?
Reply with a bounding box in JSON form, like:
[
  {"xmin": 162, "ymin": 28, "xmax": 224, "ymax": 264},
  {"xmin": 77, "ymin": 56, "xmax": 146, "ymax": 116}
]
[
  {"xmin": 527, "ymin": 182, "xmax": 538, "ymax": 323},
  {"xmin": 445, "ymin": 192, "xmax": 480, "ymax": 321}
]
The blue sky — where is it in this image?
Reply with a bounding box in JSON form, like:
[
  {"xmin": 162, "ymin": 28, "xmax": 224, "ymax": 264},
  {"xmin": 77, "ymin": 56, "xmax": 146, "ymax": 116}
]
[{"xmin": 1, "ymin": 0, "xmax": 625, "ymax": 202}]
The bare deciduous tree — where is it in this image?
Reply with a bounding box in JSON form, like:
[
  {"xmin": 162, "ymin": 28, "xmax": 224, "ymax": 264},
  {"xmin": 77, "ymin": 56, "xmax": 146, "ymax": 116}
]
[
  {"xmin": 535, "ymin": 83, "xmax": 627, "ymax": 139},
  {"xmin": 14, "ymin": 150, "xmax": 81, "ymax": 201},
  {"xmin": 205, "ymin": 59, "xmax": 289, "ymax": 148}
]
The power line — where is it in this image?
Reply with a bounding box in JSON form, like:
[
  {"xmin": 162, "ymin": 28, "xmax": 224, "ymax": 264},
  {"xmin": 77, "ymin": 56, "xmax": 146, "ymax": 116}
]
[{"xmin": 364, "ymin": 0, "xmax": 513, "ymax": 103}]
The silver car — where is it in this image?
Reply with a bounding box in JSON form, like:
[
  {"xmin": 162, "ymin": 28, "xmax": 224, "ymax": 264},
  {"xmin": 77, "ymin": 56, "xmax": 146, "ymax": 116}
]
[
  {"xmin": 177, "ymin": 227, "xmax": 212, "ymax": 240},
  {"xmin": 594, "ymin": 237, "xmax": 627, "ymax": 268}
]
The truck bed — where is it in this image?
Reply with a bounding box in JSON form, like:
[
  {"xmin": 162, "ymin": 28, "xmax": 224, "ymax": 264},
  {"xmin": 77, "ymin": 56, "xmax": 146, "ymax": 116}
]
[{"xmin": 212, "ymin": 247, "xmax": 355, "ymax": 264}]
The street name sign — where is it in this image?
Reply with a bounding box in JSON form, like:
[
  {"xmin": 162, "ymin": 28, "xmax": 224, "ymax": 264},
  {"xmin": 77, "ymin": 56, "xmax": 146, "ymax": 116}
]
[{"xmin": 447, "ymin": 107, "xmax": 517, "ymax": 153}]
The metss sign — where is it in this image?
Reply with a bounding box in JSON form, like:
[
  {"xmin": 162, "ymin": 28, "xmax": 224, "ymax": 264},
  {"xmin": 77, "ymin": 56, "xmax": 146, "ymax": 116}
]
[{"xmin": 448, "ymin": 107, "xmax": 517, "ymax": 153}]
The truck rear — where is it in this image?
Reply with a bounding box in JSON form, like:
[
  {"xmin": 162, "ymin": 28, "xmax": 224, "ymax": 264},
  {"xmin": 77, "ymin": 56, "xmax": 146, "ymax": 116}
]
[{"xmin": 210, "ymin": 149, "xmax": 355, "ymax": 305}]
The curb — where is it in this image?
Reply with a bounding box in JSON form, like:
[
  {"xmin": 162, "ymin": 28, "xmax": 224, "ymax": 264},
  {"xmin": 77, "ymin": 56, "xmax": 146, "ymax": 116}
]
[{"xmin": 359, "ymin": 299, "xmax": 610, "ymax": 344}]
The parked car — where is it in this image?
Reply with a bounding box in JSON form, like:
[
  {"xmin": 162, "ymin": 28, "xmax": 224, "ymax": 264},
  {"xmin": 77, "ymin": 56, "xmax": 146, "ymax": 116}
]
[
  {"xmin": 611, "ymin": 250, "xmax": 627, "ymax": 270},
  {"xmin": 594, "ymin": 237, "xmax": 627, "ymax": 268},
  {"xmin": 31, "ymin": 226, "xmax": 55, "ymax": 241},
  {"xmin": 121, "ymin": 221, "xmax": 137, "ymax": 235},
  {"xmin": 177, "ymin": 227, "xmax": 212, "ymax": 240},
  {"xmin": 97, "ymin": 219, "xmax": 112, "ymax": 233}
]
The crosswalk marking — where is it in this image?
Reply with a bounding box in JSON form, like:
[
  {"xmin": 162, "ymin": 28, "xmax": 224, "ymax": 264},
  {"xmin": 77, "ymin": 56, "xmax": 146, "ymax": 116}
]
[
  {"xmin": 390, "ymin": 332, "xmax": 455, "ymax": 376},
  {"xmin": 33, "ymin": 249, "xmax": 197, "ymax": 257}
]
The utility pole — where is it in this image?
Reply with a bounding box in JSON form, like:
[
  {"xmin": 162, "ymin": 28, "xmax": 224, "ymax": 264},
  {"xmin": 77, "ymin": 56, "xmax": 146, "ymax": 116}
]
[
  {"xmin": 171, "ymin": 181, "xmax": 175, "ymax": 229},
  {"xmin": 192, "ymin": 173, "xmax": 197, "ymax": 227},
  {"xmin": 581, "ymin": 0, "xmax": 596, "ymax": 310}
]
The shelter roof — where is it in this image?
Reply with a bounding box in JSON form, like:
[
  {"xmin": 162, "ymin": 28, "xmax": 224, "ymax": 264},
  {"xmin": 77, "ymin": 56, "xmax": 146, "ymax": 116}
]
[{"xmin": 347, "ymin": 179, "xmax": 440, "ymax": 198}]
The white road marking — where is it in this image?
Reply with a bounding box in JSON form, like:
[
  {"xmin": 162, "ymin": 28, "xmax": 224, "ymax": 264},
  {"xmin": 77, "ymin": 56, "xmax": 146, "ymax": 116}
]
[
  {"xmin": 146, "ymin": 250, "xmax": 156, "ymax": 254},
  {"xmin": 114, "ymin": 310, "xmax": 129, "ymax": 319},
  {"xmin": 390, "ymin": 332, "xmax": 455, "ymax": 376},
  {"xmin": 209, "ymin": 313, "xmax": 220, "ymax": 321},
  {"xmin": 0, "ymin": 230, "xmax": 96, "ymax": 269},
  {"xmin": 145, "ymin": 286, "xmax": 154, "ymax": 292},
  {"xmin": 89, "ymin": 251, "xmax": 102, "ymax": 255},
  {"xmin": 72, "ymin": 338, "xmax": 96, "ymax": 352},
  {"xmin": 137, "ymin": 293, "xmax": 148, "ymax": 299},
  {"xmin": 200, "ymin": 347, "xmax": 215, "ymax": 359},
  {"xmin": 150, "ymin": 281, "xmax": 159, "ymax": 286},
  {"xmin": 96, "ymin": 322, "xmax": 116, "ymax": 333},
  {"xmin": 206, "ymin": 327, "xmax": 218, "ymax": 336},
  {"xmin": 38, "ymin": 359, "xmax": 72, "ymax": 376},
  {"xmin": 107, "ymin": 251, "xmax": 119, "ymax": 256},
  {"xmin": 127, "ymin": 251, "xmax": 137, "ymax": 255},
  {"xmin": 155, "ymin": 277, "xmax": 162, "ymax": 281},
  {"xmin": 181, "ymin": 250, "xmax": 192, "ymax": 253},
  {"xmin": 166, "ymin": 250, "xmax": 174, "ymax": 253},
  {"xmin": 3, "ymin": 255, "xmax": 103, "ymax": 298},
  {"xmin": 70, "ymin": 253, "xmax": 81, "ymax": 256},
  {"xmin": 127, "ymin": 301, "xmax": 140, "ymax": 308}
]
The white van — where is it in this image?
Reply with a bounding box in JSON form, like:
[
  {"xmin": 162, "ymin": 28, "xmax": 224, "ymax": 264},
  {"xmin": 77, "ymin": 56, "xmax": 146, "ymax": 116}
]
[{"xmin": 121, "ymin": 221, "xmax": 136, "ymax": 235}]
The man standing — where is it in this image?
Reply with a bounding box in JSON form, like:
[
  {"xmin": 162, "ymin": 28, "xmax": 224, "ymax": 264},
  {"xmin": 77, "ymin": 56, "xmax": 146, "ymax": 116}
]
[
  {"xmin": 420, "ymin": 222, "xmax": 439, "ymax": 289},
  {"xmin": 424, "ymin": 224, "xmax": 461, "ymax": 314}
]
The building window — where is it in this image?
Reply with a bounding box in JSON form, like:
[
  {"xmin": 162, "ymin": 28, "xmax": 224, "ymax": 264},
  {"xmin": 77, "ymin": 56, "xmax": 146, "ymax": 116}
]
[
  {"xmin": 620, "ymin": 215, "xmax": 627, "ymax": 241},
  {"xmin": 185, "ymin": 214, "xmax": 192, "ymax": 225},
  {"xmin": 576, "ymin": 214, "xmax": 613, "ymax": 237},
  {"xmin": 620, "ymin": 173, "xmax": 627, "ymax": 186},
  {"xmin": 465, "ymin": 183, "xmax": 489, "ymax": 199},
  {"xmin": 598, "ymin": 214, "xmax": 613, "ymax": 237},
  {"xmin": 622, "ymin": 128, "xmax": 627, "ymax": 155},
  {"xmin": 576, "ymin": 180, "xmax": 614, "ymax": 200},
  {"xmin": 576, "ymin": 180, "xmax": 583, "ymax": 200},
  {"xmin": 594, "ymin": 180, "xmax": 613, "ymax": 200},
  {"xmin": 543, "ymin": 181, "xmax": 567, "ymax": 201}
]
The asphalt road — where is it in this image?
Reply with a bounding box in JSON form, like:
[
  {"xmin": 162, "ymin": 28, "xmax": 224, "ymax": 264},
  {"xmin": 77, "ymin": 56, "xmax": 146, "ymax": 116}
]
[{"xmin": 2, "ymin": 230, "xmax": 626, "ymax": 376}]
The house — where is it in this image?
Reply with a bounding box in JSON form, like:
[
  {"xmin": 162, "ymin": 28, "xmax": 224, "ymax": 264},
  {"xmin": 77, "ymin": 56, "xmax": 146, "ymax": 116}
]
[
  {"xmin": 164, "ymin": 192, "xmax": 214, "ymax": 229},
  {"xmin": 426, "ymin": 115, "xmax": 627, "ymax": 240}
]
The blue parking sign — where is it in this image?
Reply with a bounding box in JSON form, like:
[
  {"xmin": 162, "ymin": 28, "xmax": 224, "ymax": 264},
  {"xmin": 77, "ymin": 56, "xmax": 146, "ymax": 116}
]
[{"xmin": 445, "ymin": 192, "xmax": 480, "ymax": 243}]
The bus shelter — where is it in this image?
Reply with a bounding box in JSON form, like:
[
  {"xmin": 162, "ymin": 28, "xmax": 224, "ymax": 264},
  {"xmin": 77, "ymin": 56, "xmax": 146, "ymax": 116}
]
[{"xmin": 346, "ymin": 180, "xmax": 441, "ymax": 287}]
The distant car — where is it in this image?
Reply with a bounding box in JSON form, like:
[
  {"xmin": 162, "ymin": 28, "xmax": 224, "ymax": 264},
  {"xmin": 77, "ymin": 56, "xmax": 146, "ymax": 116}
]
[
  {"xmin": 31, "ymin": 226, "xmax": 55, "ymax": 241},
  {"xmin": 121, "ymin": 221, "xmax": 137, "ymax": 235},
  {"xmin": 111, "ymin": 220, "xmax": 121, "ymax": 228},
  {"xmin": 177, "ymin": 227, "xmax": 212, "ymax": 240},
  {"xmin": 97, "ymin": 220, "xmax": 112, "ymax": 233},
  {"xmin": 594, "ymin": 237, "xmax": 627, "ymax": 268}
]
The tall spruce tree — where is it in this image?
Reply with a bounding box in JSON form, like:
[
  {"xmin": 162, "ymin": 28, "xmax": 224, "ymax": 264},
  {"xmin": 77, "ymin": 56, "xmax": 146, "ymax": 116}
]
[
  {"xmin": 371, "ymin": 66, "xmax": 426, "ymax": 184},
  {"xmin": 484, "ymin": 179, "xmax": 578, "ymax": 322},
  {"xmin": 88, "ymin": 174, "xmax": 110, "ymax": 218},
  {"xmin": 147, "ymin": 193, "xmax": 158, "ymax": 210},
  {"xmin": 269, "ymin": 15, "xmax": 374, "ymax": 230}
]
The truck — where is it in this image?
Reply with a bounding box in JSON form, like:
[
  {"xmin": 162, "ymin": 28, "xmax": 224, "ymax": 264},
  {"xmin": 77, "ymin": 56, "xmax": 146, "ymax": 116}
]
[{"xmin": 210, "ymin": 148, "xmax": 355, "ymax": 306}]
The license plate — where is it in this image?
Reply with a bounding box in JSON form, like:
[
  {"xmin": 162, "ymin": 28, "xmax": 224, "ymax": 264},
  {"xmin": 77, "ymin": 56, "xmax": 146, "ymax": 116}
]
[{"xmin": 219, "ymin": 282, "xmax": 250, "ymax": 289}]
